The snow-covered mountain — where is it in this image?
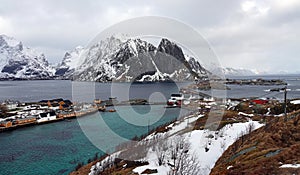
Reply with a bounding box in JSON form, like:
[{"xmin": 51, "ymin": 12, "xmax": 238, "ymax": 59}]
[
  {"xmin": 222, "ymin": 67, "xmax": 258, "ymax": 76},
  {"xmin": 0, "ymin": 35, "xmax": 54, "ymax": 79},
  {"xmin": 1, "ymin": 34, "xmax": 259, "ymax": 81},
  {"xmin": 57, "ymin": 36, "xmax": 208, "ymax": 82},
  {"xmin": 55, "ymin": 46, "xmax": 84, "ymax": 78}
]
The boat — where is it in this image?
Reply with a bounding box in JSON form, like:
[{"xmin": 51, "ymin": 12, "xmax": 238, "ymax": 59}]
[{"xmin": 108, "ymin": 109, "xmax": 116, "ymax": 112}]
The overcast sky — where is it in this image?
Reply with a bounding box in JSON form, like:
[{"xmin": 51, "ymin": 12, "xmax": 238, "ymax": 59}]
[{"xmin": 0, "ymin": 0, "xmax": 299, "ymax": 73}]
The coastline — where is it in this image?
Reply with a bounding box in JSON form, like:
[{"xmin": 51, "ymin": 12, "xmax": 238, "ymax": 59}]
[
  {"xmin": 0, "ymin": 98, "xmax": 166, "ymax": 133},
  {"xmin": 0, "ymin": 108, "xmax": 99, "ymax": 133},
  {"xmin": 1, "ymin": 76, "xmax": 300, "ymax": 174},
  {"xmin": 69, "ymin": 96, "xmax": 300, "ymax": 175}
]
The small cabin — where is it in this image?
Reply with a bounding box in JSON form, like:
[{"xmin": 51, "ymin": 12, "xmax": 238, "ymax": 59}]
[
  {"xmin": 252, "ymin": 99, "xmax": 268, "ymax": 105},
  {"xmin": 0, "ymin": 121, "xmax": 12, "ymax": 128},
  {"xmin": 39, "ymin": 111, "xmax": 56, "ymax": 118},
  {"xmin": 6, "ymin": 103, "xmax": 18, "ymax": 110}
]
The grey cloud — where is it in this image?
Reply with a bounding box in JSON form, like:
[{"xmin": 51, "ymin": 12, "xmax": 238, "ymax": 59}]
[{"xmin": 0, "ymin": 0, "xmax": 299, "ymax": 73}]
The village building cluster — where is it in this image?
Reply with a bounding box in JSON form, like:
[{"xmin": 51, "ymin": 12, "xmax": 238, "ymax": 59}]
[{"xmin": 0, "ymin": 98, "xmax": 97, "ymax": 131}]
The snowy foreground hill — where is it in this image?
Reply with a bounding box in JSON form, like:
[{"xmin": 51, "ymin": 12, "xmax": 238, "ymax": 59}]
[
  {"xmin": 88, "ymin": 115, "xmax": 263, "ymax": 175},
  {"xmin": 0, "ymin": 35, "xmax": 55, "ymax": 79}
]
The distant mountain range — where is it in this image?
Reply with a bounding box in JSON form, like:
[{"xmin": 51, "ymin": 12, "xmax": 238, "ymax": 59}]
[
  {"xmin": 0, "ymin": 35, "xmax": 55, "ymax": 80},
  {"xmin": 222, "ymin": 67, "xmax": 258, "ymax": 76},
  {"xmin": 0, "ymin": 34, "xmax": 259, "ymax": 81}
]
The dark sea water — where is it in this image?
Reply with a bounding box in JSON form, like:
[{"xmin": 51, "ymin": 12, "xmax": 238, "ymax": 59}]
[
  {"xmin": 0, "ymin": 80, "xmax": 191, "ymax": 102},
  {"xmin": 0, "ymin": 75, "xmax": 300, "ymax": 175},
  {"xmin": 225, "ymin": 74, "xmax": 300, "ymax": 99},
  {"xmin": 1, "ymin": 75, "xmax": 300, "ymax": 103},
  {"xmin": 202, "ymin": 74, "xmax": 300, "ymax": 100}
]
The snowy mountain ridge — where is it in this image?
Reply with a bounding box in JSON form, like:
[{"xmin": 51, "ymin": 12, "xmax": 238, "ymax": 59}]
[
  {"xmin": 0, "ymin": 34, "xmax": 262, "ymax": 81},
  {"xmin": 54, "ymin": 46, "xmax": 85, "ymax": 78},
  {"xmin": 222, "ymin": 67, "xmax": 258, "ymax": 76},
  {"xmin": 0, "ymin": 34, "xmax": 54, "ymax": 79},
  {"xmin": 57, "ymin": 36, "xmax": 208, "ymax": 82}
]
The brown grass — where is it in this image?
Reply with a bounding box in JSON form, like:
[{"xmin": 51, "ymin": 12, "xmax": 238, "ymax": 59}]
[
  {"xmin": 70, "ymin": 160, "xmax": 100, "ymax": 175},
  {"xmin": 193, "ymin": 110, "xmax": 251, "ymax": 131},
  {"xmin": 210, "ymin": 114, "xmax": 300, "ymax": 175}
]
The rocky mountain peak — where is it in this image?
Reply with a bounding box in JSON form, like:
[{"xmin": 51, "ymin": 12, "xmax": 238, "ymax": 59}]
[
  {"xmin": 68, "ymin": 36, "xmax": 208, "ymax": 82},
  {"xmin": 158, "ymin": 38, "xmax": 185, "ymax": 62},
  {"xmin": 112, "ymin": 38, "xmax": 156, "ymax": 65},
  {"xmin": 0, "ymin": 34, "xmax": 54, "ymax": 80},
  {"xmin": 0, "ymin": 35, "xmax": 25, "ymax": 51}
]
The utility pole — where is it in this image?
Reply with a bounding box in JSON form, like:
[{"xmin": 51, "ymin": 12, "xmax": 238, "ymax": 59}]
[
  {"xmin": 283, "ymin": 86, "xmax": 287, "ymax": 122},
  {"xmin": 270, "ymin": 86, "xmax": 288, "ymax": 121}
]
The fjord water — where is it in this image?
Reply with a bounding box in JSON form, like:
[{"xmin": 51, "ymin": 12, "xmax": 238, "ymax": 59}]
[
  {"xmin": 0, "ymin": 105, "xmax": 185, "ymax": 175},
  {"xmin": 1, "ymin": 75, "xmax": 300, "ymax": 102},
  {"xmin": 1, "ymin": 75, "xmax": 300, "ymax": 175},
  {"xmin": 225, "ymin": 74, "xmax": 300, "ymax": 99},
  {"xmin": 0, "ymin": 81, "xmax": 188, "ymax": 175},
  {"xmin": 0, "ymin": 80, "xmax": 190, "ymax": 102},
  {"xmin": 202, "ymin": 74, "xmax": 300, "ymax": 100}
]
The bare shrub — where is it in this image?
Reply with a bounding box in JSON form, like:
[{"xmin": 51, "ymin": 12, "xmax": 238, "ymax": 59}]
[
  {"xmin": 155, "ymin": 140, "xmax": 168, "ymax": 166},
  {"xmin": 220, "ymin": 140, "xmax": 226, "ymax": 152},
  {"xmin": 246, "ymin": 122, "xmax": 255, "ymax": 135},
  {"xmin": 169, "ymin": 136, "xmax": 201, "ymax": 175}
]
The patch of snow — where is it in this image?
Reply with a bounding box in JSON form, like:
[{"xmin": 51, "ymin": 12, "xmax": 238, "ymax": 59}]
[
  {"xmin": 89, "ymin": 112, "xmax": 264, "ymax": 175},
  {"xmin": 135, "ymin": 116, "xmax": 263, "ymax": 175},
  {"xmin": 280, "ymin": 164, "xmax": 300, "ymax": 168},
  {"xmin": 133, "ymin": 151, "xmax": 170, "ymax": 175},
  {"xmin": 290, "ymin": 100, "xmax": 300, "ymax": 105},
  {"xmin": 227, "ymin": 165, "xmax": 233, "ymax": 170},
  {"xmin": 187, "ymin": 121, "xmax": 263, "ymax": 174},
  {"xmin": 238, "ymin": 112, "xmax": 254, "ymax": 117},
  {"xmin": 89, "ymin": 152, "xmax": 120, "ymax": 175},
  {"xmin": 167, "ymin": 115, "xmax": 202, "ymax": 136}
]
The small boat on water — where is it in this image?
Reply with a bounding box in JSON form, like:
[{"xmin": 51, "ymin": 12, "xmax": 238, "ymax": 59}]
[{"xmin": 108, "ymin": 109, "xmax": 116, "ymax": 112}]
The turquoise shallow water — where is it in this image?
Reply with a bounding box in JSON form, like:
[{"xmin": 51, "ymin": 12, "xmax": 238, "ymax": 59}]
[{"xmin": 0, "ymin": 105, "xmax": 184, "ymax": 175}]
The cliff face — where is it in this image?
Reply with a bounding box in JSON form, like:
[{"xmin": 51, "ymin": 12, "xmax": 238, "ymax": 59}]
[{"xmin": 57, "ymin": 36, "xmax": 208, "ymax": 82}]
